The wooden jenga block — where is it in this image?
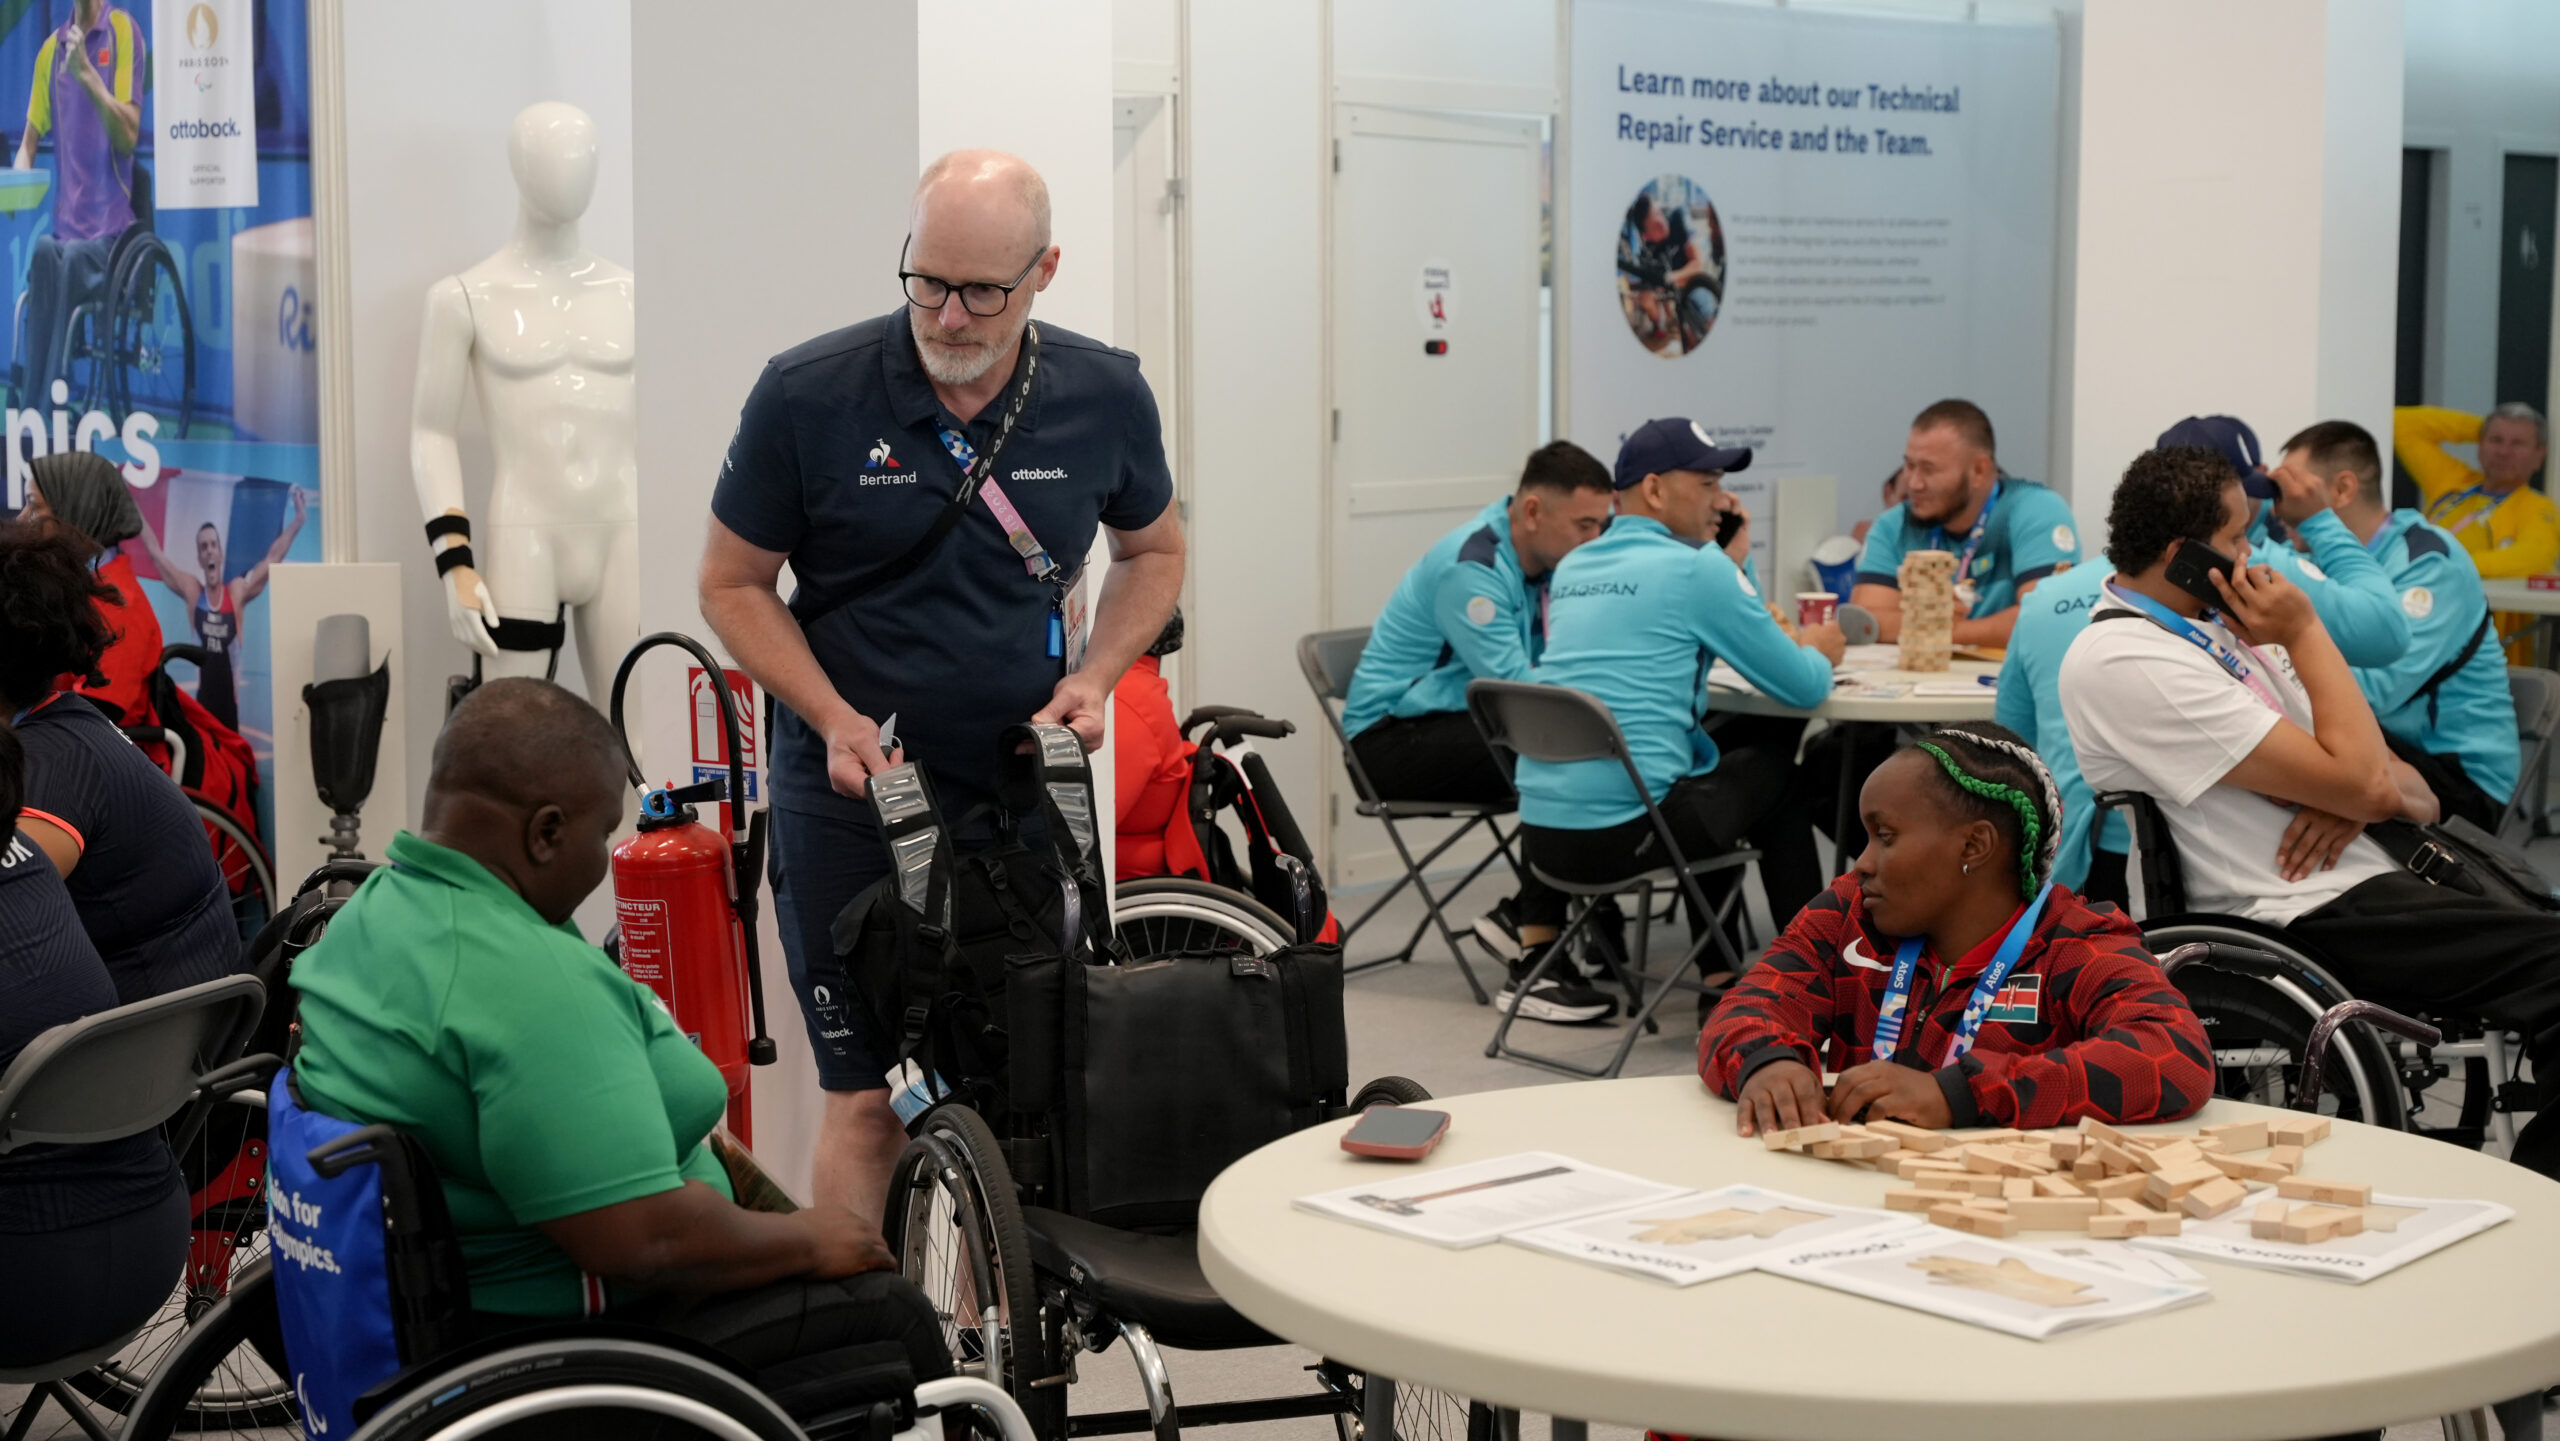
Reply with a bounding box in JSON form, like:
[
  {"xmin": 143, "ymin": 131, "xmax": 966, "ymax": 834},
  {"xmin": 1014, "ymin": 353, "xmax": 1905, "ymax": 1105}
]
[
  {"xmin": 2207, "ymin": 1153, "xmax": 2293, "ymax": 1185},
  {"xmin": 2002, "ymin": 1145, "xmax": 2059, "ymax": 1174},
  {"xmin": 1809, "ymin": 1134, "xmax": 1895, "ymax": 1161},
  {"xmin": 1867, "ymin": 1119, "xmax": 1957, "ymax": 1152},
  {"xmin": 1972, "ymin": 1197, "xmax": 2009, "ymax": 1212},
  {"xmin": 2250, "ymin": 1200, "xmax": 2291, "ymax": 1239},
  {"xmin": 1886, "ymin": 1187, "xmax": 1974, "ymax": 1212},
  {"xmin": 2145, "ymin": 1161, "xmax": 2225, "ymax": 1204},
  {"xmin": 2276, "ymin": 1176, "xmax": 2371, "ymax": 1207},
  {"xmin": 2134, "ymin": 1140, "xmax": 2206, "ymax": 1174},
  {"xmin": 2009, "ymin": 1196, "xmax": 2102, "ymax": 1230},
  {"xmin": 1761, "ymin": 1121, "xmax": 1843, "ymax": 1151},
  {"xmin": 2089, "ymin": 1173, "xmax": 2153, "ymax": 1202},
  {"xmin": 2089, "ymin": 1210, "xmax": 2181, "ymax": 1238},
  {"xmin": 2033, "ymin": 1173, "xmax": 2086, "ymax": 1198},
  {"xmin": 1953, "ymin": 1172, "xmax": 2007, "ymax": 1197},
  {"xmin": 2267, "ymin": 1144, "xmax": 2304, "ymax": 1174},
  {"xmin": 2001, "ymin": 1177, "xmax": 2036, "ymax": 1200},
  {"xmin": 2180, "ymin": 1177, "xmax": 2249, "ymax": 1219},
  {"xmin": 2047, "ymin": 1133, "xmax": 2085, "ymax": 1163},
  {"xmin": 2201, "ymin": 1120, "xmax": 2271, "ymax": 1153},
  {"xmin": 1928, "ymin": 1203, "xmax": 2021, "ymax": 1238},
  {"xmin": 2288, "ymin": 1204, "xmax": 2364, "ymax": 1236},
  {"xmin": 1880, "ymin": 1148, "xmax": 1922, "ymax": 1167},
  {"xmin": 2093, "ymin": 1139, "xmax": 2143, "ymax": 1175},
  {"xmin": 1896, "ymin": 1156, "xmax": 1968, "ymax": 1181},
  {"xmin": 1958, "ymin": 1129, "xmax": 2027, "ymax": 1147},
  {"xmin": 2267, "ymin": 1115, "xmax": 2331, "ymax": 1148},
  {"xmin": 2102, "ymin": 1198, "xmax": 2155, "ymax": 1217},
  {"xmin": 2071, "ymin": 1154, "xmax": 2106, "ymax": 1182},
  {"xmin": 2078, "ymin": 1118, "xmax": 2133, "ymax": 1147},
  {"xmin": 2360, "ymin": 1203, "xmax": 2425, "ymax": 1233},
  {"xmin": 2191, "ymin": 1135, "xmax": 2227, "ymax": 1154}
]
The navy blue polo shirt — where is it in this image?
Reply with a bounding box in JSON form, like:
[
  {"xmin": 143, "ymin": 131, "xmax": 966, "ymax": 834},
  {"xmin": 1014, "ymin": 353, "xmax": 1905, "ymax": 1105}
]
[
  {"xmin": 17, "ymin": 692, "xmax": 239, "ymax": 1004},
  {"xmin": 712, "ymin": 310, "xmax": 1173, "ymax": 821}
]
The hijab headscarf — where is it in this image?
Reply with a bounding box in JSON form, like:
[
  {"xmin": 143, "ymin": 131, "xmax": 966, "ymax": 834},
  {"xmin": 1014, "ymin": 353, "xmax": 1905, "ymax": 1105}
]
[{"xmin": 28, "ymin": 451, "xmax": 142, "ymax": 551}]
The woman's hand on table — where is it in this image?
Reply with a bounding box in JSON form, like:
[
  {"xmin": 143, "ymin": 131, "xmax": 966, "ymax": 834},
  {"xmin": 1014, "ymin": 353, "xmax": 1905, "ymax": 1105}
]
[
  {"xmin": 1735, "ymin": 1058, "xmax": 1828, "ymax": 1137},
  {"xmin": 1828, "ymin": 1060, "xmax": 1953, "ymax": 1129}
]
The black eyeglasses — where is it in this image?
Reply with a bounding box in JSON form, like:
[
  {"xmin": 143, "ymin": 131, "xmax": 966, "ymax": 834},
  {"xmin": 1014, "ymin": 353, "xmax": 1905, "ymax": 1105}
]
[{"xmin": 898, "ymin": 235, "xmax": 1045, "ymax": 318}]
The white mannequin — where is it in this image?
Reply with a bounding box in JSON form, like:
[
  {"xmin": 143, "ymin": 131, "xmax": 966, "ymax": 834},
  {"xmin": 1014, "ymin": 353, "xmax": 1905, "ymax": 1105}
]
[{"xmin": 409, "ymin": 101, "xmax": 637, "ymax": 699}]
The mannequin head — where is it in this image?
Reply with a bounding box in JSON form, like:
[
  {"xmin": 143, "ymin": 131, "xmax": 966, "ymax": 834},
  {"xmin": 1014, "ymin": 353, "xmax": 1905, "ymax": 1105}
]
[{"xmin": 507, "ymin": 102, "xmax": 599, "ymax": 229}]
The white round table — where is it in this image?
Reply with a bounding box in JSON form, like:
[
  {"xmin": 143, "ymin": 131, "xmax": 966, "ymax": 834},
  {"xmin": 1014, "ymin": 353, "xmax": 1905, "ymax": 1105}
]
[
  {"xmin": 2484, "ymin": 579, "xmax": 2560, "ymax": 668},
  {"xmin": 1707, "ymin": 658, "xmax": 2003, "ymax": 724},
  {"xmin": 1199, "ymin": 1077, "xmax": 2560, "ymax": 1441}
]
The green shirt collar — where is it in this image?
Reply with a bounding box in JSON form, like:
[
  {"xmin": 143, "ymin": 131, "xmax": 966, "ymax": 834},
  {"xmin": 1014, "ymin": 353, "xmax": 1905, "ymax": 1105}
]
[{"xmin": 385, "ymin": 830, "xmax": 557, "ymax": 932}]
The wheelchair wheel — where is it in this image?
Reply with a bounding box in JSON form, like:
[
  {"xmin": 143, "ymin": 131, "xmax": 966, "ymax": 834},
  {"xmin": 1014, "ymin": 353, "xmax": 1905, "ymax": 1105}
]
[
  {"xmin": 195, "ymin": 795, "xmax": 279, "ymax": 943},
  {"xmin": 106, "ymin": 231, "xmax": 195, "ymax": 438},
  {"xmin": 1113, "ymin": 877, "xmax": 1294, "ymax": 957},
  {"xmin": 64, "ymin": 1099, "xmax": 287, "ymax": 1426},
  {"xmin": 2173, "ymin": 963, "xmax": 2409, "ymax": 1132},
  {"xmin": 120, "ymin": 1260, "xmax": 305, "ymax": 1441},
  {"xmin": 347, "ymin": 1338, "xmax": 802, "ymax": 1440},
  {"xmin": 885, "ymin": 1103, "xmax": 1062, "ymax": 1440}
]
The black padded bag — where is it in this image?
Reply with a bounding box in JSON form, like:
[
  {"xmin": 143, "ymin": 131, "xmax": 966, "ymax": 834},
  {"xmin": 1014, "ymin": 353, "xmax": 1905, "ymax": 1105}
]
[
  {"xmin": 830, "ymin": 725, "xmax": 1107, "ymax": 1121},
  {"xmin": 2368, "ymin": 814, "xmax": 2560, "ymax": 912},
  {"xmin": 1061, "ymin": 943, "xmax": 1349, "ymax": 1231}
]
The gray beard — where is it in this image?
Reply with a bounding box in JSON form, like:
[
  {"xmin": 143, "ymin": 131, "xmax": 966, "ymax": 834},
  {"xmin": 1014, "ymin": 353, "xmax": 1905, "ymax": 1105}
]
[{"xmin": 909, "ymin": 309, "xmax": 1012, "ymax": 387}]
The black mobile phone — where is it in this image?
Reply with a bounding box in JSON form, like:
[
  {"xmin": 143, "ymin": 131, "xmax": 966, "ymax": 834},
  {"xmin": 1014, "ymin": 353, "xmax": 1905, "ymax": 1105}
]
[
  {"xmin": 1715, "ymin": 507, "xmax": 1745, "ymax": 548},
  {"xmin": 2161, "ymin": 538, "xmax": 2235, "ymax": 609},
  {"xmin": 1341, "ymin": 1105, "xmax": 1450, "ymax": 1160}
]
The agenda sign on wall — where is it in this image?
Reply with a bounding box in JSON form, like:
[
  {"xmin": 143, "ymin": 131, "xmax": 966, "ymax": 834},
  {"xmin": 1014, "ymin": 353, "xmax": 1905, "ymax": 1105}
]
[{"xmin": 1570, "ymin": 0, "xmax": 2061, "ymax": 558}]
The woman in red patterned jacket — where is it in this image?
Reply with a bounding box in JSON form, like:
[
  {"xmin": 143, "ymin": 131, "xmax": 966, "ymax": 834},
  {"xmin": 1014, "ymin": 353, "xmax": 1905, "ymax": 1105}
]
[{"xmin": 1702, "ymin": 722, "xmax": 2213, "ymax": 1135}]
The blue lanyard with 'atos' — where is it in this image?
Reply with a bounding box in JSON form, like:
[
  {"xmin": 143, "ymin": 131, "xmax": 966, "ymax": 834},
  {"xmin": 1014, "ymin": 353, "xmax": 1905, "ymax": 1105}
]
[{"xmin": 1870, "ymin": 880, "xmax": 2054, "ymax": 1066}]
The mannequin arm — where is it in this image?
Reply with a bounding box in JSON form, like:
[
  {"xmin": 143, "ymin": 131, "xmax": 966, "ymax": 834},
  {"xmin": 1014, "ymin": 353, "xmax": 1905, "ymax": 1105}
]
[{"xmin": 410, "ymin": 279, "xmax": 498, "ymax": 655}]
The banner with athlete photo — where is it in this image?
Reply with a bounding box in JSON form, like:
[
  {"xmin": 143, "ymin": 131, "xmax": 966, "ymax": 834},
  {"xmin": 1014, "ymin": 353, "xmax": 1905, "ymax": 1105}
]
[
  {"xmin": 0, "ymin": 0, "xmax": 317, "ymax": 873},
  {"xmin": 1569, "ymin": 0, "xmax": 2061, "ymax": 565}
]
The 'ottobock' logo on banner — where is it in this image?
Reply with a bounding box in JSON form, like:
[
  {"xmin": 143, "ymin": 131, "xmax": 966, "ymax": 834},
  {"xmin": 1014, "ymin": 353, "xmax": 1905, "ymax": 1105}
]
[{"xmin": 153, "ymin": 0, "xmax": 258, "ymax": 208}]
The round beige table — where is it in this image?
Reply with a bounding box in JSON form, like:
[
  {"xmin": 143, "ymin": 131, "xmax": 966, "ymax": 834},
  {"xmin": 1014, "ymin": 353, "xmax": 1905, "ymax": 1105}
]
[
  {"xmin": 2484, "ymin": 579, "xmax": 2560, "ymax": 669},
  {"xmin": 1200, "ymin": 1077, "xmax": 2560, "ymax": 1441},
  {"xmin": 1707, "ymin": 657, "xmax": 2002, "ymax": 724}
]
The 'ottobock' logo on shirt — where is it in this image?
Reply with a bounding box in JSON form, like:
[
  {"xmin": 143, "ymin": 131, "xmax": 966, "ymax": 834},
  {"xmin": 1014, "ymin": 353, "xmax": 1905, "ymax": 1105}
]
[{"xmin": 1011, "ymin": 467, "xmax": 1068, "ymax": 481}]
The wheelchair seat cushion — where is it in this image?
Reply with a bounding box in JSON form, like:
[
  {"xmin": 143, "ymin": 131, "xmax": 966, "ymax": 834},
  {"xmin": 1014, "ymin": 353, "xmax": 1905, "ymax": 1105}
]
[{"xmin": 1022, "ymin": 1207, "xmax": 1277, "ymax": 1351}]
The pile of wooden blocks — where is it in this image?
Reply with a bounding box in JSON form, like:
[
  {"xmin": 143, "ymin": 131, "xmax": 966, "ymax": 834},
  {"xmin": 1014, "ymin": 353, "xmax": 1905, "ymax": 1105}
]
[
  {"xmin": 1897, "ymin": 550, "xmax": 1955, "ymax": 672},
  {"xmin": 1761, "ymin": 1113, "xmax": 2342, "ymax": 1241}
]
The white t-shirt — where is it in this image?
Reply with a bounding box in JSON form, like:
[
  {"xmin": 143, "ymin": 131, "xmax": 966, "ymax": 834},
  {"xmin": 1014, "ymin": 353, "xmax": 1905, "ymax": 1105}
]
[{"xmin": 2058, "ymin": 596, "xmax": 2396, "ymax": 924}]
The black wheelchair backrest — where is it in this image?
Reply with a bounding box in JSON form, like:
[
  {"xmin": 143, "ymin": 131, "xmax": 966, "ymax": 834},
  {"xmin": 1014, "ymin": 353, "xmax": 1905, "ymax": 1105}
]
[{"xmin": 2092, "ymin": 789, "xmax": 2188, "ymax": 919}]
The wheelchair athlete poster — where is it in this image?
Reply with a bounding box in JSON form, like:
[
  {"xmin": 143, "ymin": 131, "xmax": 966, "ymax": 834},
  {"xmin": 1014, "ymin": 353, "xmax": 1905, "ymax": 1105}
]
[{"xmin": 0, "ymin": 0, "xmax": 319, "ymax": 852}]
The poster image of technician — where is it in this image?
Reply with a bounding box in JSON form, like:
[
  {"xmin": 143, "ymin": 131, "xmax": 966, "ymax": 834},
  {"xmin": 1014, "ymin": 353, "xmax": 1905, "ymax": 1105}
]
[{"xmin": 1617, "ymin": 174, "xmax": 1724, "ymax": 357}]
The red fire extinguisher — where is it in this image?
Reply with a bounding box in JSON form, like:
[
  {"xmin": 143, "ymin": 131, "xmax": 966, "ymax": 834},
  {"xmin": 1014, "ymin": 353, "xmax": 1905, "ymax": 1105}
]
[{"xmin": 607, "ymin": 632, "xmax": 777, "ymax": 1144}]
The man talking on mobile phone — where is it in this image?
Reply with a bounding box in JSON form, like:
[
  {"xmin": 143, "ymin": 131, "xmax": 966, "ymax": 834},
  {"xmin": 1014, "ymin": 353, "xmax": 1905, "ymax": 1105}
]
[{"xmin": 699, "ymin": 150, "xmax": 1184, "ymax": 1222}]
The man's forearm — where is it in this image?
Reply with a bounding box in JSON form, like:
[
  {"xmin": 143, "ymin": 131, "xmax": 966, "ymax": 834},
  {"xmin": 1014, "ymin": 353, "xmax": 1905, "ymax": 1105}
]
[
  {"xmin": 700, "ymin": 582, "xmax": 857, "ymax": 734},
  {"xmin": 1076, "ymin": 548, "xmax": 1182, "ymax": 687},
  {"xmin": 2290, "ymin": 626, "xmax": 2390, "ymax": 774},
  {"xmin": 1952, "ymin": 606, "xmax": 2019, "ymax": 647},
  {"xmin": 73, "ymin": 69, "xmax": 135, "ymax": 153}
]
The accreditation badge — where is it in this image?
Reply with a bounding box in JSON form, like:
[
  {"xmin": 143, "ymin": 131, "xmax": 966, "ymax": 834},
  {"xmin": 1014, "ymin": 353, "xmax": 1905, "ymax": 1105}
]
[{"xmin": 1062, "ymin": 568, "xmax": 1092, "ymax": 672}]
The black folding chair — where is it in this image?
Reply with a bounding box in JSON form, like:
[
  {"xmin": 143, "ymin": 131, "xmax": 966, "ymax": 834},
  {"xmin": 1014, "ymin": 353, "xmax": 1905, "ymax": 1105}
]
[
  {"xmin": 1467, "ymin": 680, "xmax": 1759, "ymax": 1079},
  {"xmin": 1298, "ymin": 628, "xmax": 1520, "ymax": 1004},
  {"xmin": 0, "ymin": 974, "xmax": 267, "ymax": 1441}
]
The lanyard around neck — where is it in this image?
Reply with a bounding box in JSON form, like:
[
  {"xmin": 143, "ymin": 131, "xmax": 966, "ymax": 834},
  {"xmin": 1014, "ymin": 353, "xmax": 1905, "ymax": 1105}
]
[
  {"xmin": 1870, "ymin": 881, "xmax": 2054, "ymax": 1067},
  {"xmin": 2429, "ymin": 484, "xmax": 2497, "ymax": 534},
  {"xmin": 1932, "ymin": 480, "xmax": 2001, "ymax": 578},
  {"xmin": 2102, "ymin": 582, "xmax": 2286, "ymax": 713},
  {"xmin": 932, "ymin": 323, "xmax": 1060, "ymax": 586}
]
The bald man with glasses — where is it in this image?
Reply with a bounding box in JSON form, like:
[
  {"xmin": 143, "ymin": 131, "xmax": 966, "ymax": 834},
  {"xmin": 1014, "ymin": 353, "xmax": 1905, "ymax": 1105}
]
[{"xmin": 700, "ymin": 150, "xmax": 1184, "ymax": 1220}]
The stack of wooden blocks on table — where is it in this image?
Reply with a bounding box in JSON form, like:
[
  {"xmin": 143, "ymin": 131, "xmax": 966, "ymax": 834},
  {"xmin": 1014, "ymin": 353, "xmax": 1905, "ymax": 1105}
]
[
  {"xmin": 1897, "ymin": 550, "xmax": 1955, "ymax": 671},
  {"xmin": 1761, "ymin": 1113, "xmax": 2353, "ymax": 1240}
]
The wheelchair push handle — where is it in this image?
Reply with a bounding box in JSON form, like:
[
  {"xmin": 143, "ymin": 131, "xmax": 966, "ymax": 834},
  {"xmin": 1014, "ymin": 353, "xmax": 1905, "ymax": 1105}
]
[
  {"xmin": 2158, "ymin": 941, "xmax": 2286, "ymax": 981},
  {"xmin": 1183, "ymin": 705, "xmax": 1296, "ymax": 745}
]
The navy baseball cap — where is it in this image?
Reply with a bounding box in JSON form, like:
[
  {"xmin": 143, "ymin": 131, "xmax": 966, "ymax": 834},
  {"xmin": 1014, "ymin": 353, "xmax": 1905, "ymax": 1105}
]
[
  {"xmin": 2158, "ymin": 415, "xmax": 2275, "ymax": 498},
  {"xmin": 1614, "ymin": 417, "xmax": 1754, "ymax": 490}
]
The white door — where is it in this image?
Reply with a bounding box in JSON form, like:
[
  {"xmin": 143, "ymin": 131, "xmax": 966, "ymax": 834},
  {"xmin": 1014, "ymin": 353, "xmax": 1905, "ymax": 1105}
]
[{"xmin": 1328, "ymin": 105, "xmax": 1543, "ymax": 886}]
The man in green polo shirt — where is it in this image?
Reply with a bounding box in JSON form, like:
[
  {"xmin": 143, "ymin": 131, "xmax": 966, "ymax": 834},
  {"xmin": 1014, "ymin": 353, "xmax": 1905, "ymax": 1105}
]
[{"xmin": 291, "ymin": 679, "xmax": 948, "ymax": 1380}]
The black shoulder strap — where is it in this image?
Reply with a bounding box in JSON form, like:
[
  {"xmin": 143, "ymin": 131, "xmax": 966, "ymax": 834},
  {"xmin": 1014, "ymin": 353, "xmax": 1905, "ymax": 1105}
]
[
  {"xmin": 2090, "ymin": 609, "xmax": 2151, "ymax": 625},
  {"xmin": 786, "ymin": 324, "xmax": 1045, "ymax": 632},
  {"xmin": 2413, "ymin": 608, "xmax": 2494, "ymax": 725},
  {"xmin": 997, "ymin": 722, "xmax": 1111, "ymax": 952}
]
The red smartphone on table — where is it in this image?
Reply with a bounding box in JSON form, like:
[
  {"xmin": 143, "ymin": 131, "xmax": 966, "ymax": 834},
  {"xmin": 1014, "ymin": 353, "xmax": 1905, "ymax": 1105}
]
[{"xmin": 1341, "ymin": 1105, "xmax": 1449, "ymax": 1160}]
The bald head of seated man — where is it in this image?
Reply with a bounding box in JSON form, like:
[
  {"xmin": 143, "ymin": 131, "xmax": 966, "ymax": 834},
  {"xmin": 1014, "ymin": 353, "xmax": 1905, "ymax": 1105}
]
[{"xmin": 288, "ymin": 680, "xmax": 949, "ymax": 1379}]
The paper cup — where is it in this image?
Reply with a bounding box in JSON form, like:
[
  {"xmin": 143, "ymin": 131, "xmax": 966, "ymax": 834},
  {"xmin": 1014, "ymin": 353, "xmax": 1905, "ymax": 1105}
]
[{"xmin": 1797, "ymin": 592, "xmax": 1839, "ymax": 628}]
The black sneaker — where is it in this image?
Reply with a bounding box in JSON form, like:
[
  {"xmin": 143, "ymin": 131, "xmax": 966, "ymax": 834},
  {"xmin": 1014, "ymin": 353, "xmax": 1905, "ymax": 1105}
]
[
  {"xmin": 1472, "ymin": 898, "xmax": 1523, "ymax": 960},
  {"xmin": 1498, "ymin": 947, "xmax": 1617, "ymax": 1025}
]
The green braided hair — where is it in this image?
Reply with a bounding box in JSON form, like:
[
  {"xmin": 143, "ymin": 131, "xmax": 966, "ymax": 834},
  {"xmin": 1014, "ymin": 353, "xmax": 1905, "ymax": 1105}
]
[{"xmin": 1908, "ymin": 723, "xmax": 2064, "ymax": 900}]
